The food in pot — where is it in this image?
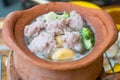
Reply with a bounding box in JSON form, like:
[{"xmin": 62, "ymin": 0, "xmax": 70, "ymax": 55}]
[
  {"xmin": 24, "ymin": 11, "xmax": 95, "ymax": 61},
  {"xmin": 52, "ymin": 48, "xmax": 75, "ymax": 61}
]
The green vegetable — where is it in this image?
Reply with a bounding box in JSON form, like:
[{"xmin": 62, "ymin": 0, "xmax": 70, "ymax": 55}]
[
  {"xmin": 44, "ymin": 11, "xmax": 70, "ymax": 21},
  {"xmin": 80, "ymin": 27, "xmax": 95, "ymax": 50},
  {"xmin": 60, "ymin": 12, "xmax": 70, "ymax": 18}
]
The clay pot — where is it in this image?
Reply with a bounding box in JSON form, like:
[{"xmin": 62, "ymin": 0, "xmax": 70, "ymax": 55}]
[{"xmin": 2, "ymin": 2, "xmax": 118, "ymax": 80}]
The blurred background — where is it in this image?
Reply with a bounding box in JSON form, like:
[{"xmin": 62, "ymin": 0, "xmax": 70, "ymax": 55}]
[{"xmin": 0, "ymin": 0, "xmax": 120, "ymax": 17}]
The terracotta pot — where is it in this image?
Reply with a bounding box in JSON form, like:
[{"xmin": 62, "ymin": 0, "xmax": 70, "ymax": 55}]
[{"xmin": 2, "ymin": 2, "xmax": 118, "ymax": 80}]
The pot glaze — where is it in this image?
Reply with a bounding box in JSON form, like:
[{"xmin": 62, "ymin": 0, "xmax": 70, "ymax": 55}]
[{"xmin": 2, "ymin": 2, "xmax": 118, "ymax": 80}]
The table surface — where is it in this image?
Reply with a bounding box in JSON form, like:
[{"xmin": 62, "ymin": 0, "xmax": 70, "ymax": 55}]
[
  {"xmin": 0, "ymin": 18, "xmax": 9, "ymax": 80},
  {"xmin": 0, "ymin": 30, "xmax": 9, "ymax": 80}
]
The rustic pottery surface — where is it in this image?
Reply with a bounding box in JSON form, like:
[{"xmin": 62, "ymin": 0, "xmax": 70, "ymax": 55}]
[
  {"xmin": 6, "ymin": 51, "xmax": 120, "ymax": 80},
  {"xmin": 1, "ymin": 2, "xmax": 118, "ymax": 80}
]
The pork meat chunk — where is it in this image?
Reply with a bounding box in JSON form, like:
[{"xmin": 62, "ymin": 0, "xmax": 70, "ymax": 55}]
[
  {"xmin": 24, "ymin": 20, "xmax": 46, "ymax": 37},
  {"xmin": 46, "ymin": 18, "xmax": 70, "ymax": 35},
  {"xmin": 28, "ymin": 31, "xmax": 56, "ymax": 56},
  {"xmin": 69, "ymin": 11, "xmax": 84, "ymax": 30},
  {"xmin": 62, "ymin": 31, "xmax": 82, "ymax": 52}
]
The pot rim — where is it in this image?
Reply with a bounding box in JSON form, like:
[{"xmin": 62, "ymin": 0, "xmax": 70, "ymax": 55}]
[{"xmin": 2, "ymin": 2, "xmax": 118, "ymax": 70}]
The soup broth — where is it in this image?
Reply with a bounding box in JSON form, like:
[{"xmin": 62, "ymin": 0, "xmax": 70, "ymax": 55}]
[{"xmin": 24, "ymin": 11, "xmax": 95, "ymax": 62}]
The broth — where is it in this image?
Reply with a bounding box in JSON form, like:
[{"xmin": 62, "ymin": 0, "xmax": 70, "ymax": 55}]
[{"xmin": 24, "ymin": 11, "xmax": 95, "ymax": 62}]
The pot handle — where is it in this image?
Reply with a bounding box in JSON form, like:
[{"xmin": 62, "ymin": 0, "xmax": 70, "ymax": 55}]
[{"xmin": 2, "ymin": 11, "xmax": 23, "ymax": 51}]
